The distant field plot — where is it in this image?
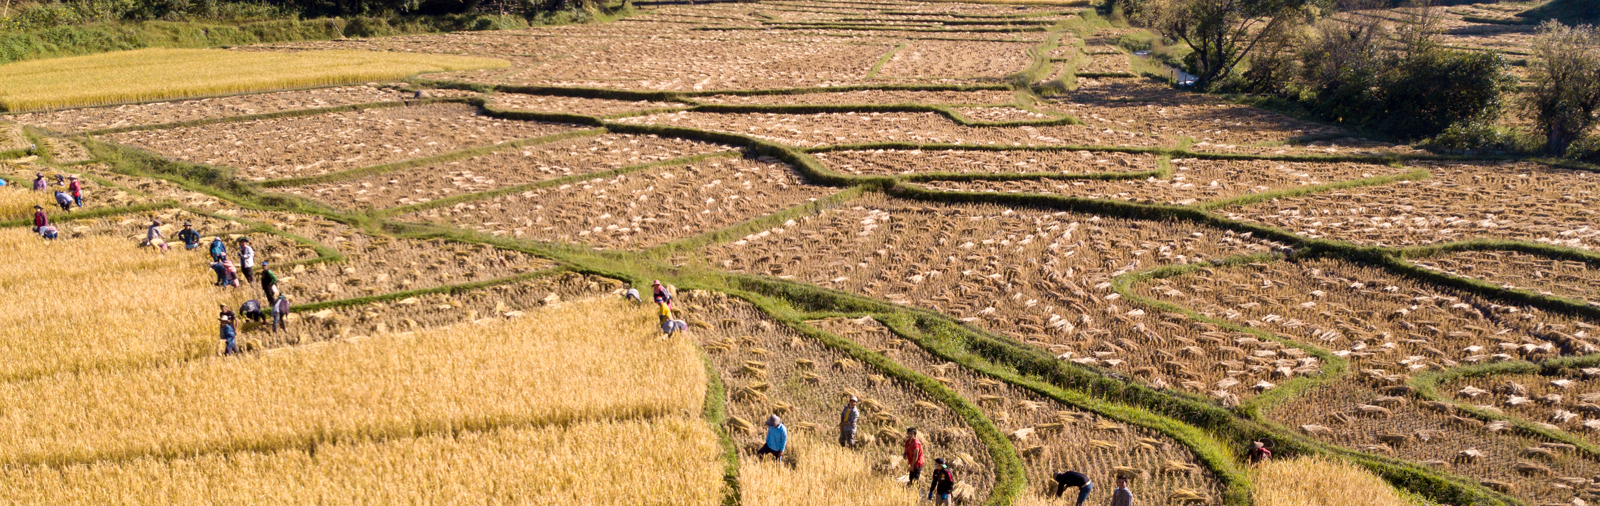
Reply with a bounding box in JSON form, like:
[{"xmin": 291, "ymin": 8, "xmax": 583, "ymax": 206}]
[
  {"xmin": 694, "ymin": 89, "xmax": 1014, "ymax": 106},
  {"xmin": 281, "ymin": 133, "xmax": 728, "ymax": 210},
  {"xmin": 491, "ymin": 37, "xmax": 893, "ymax": 91},
  {"xmin": 0, "ymin": 49, "xmax": 506, "ymax": 112},
  {"xmin": 877, "ymin": 40, "xmax": 1034, "ymax": 79},
  {"xmin": 0, "ymin": 228, "xmax": 226, "ymax": 382},
  {"xmin": 814, "ymin": 149, "xmax": 1157, "ymax": 176},
  {"xmin": 488, "ymin": 93, "xmax": 681, "ymax": 116},
  {"xmin": 1222, "ymin": 161, "xmax": 1600, "ymax": 250},
  {"xmin": 617, "ymin": 111, "xmax": 1168, "ymax": 147},
  {"xmin": 923, "ymin": 158, "xmax": 1406, "ymax": 205},
  {"xmin": 954, "ymin": 107, "xmax": 1056, "ymax": 123},
  {"xmin": 1413, "ymin": 251, "xmax": 1600, "ymax": 306},
  {"xmin": 1441, "ymin": 369, "xmax": 1600, "ymax": 447},
  {"xmin": 10, "ymin": 86, "xmax": 417, "ymax": 133},
  {"xmin": 705, "ymin": 194, "xmax": 1293, "ymax": 401},
  {"xmin": 108, "ymin": 103, "xmax": 579, "ymax": 181},
  {"xmin": 397, "ymin": 156, "xmax": 834, "ymax": 249},
  {"xmin": 1074, "ymin": 52, "xmax": 1131, "ymax": 74}
]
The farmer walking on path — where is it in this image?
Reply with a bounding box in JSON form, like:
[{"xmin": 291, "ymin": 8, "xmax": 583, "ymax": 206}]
[
  {"xmin": 756, "ymin": 414, "xmax": 788, "ymax": 463},
  {"xmin": 839, "ymin": 396, "xmax": 860, "ymax": 448},
  {"xmin": 260, "ymin": 261, "xmax": 280, "ymax": 300},
  {"xmin": 1054, "ymin": 470, "xmax": 1094, "ymax": 506},
  {"xmin": 1109, "ymin": 475, "xmax": 1133, "ymax": 506},
  {"xmin": 208, "ymin": 236, "xmax": 226, "ymax": 262},
  {"xmin": 904, "ymin": 427, "xmax": 926, "ymax": 485},
  {"xmin": 237, "ymin": 237, "xmax": 256, "ymax": 283},
  {"xmin": 67, "ymin": 176, "xmax": 82, "ymax": 207},
  {"xmin": 271, "ymin": 294, "xmax": 290, "ymax": 333},
  {"xmin": 927, "ymin": 458, "xmax": 956, "ymax": 505},
  {"xmin": 177, "ymin": 222, "xmax": 200, "ymax": 250}
]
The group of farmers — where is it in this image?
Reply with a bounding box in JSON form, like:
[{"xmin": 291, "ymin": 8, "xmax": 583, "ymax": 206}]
[
  {"xmin": 140, "ymin": 217, "xmax": 290, "ymax": 356},
  {"xmin": 24, "ymin": 172, "xmax": 85, "ymax": 240},
  {"xmin": 625, "ymin": 279, "xmax": 689, "ymax": 336}
]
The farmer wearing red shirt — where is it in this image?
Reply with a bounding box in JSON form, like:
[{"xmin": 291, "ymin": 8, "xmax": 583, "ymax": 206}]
[
  {"xmin": 67, "ymin": 176, "xmax": 82, "ymax": 207},
  {"xmin": 31, "ymin": 205, "xmax": 46, "ymax": 231},
  {"xmin": 904, "ymin": 427, "xmax": 926, "ymax": 485}
]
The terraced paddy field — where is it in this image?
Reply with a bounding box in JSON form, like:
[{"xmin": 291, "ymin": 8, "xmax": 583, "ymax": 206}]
[{"xmin": 2, "ymin": 1, "xmax": 1596, "ymax": 505}]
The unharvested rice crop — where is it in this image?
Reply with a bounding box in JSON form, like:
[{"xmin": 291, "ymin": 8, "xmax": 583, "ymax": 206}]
[
  {"xmin": 924, "ymin": 158, "xmax": 1407, "ymax": 206},
  {"xmin": 0, "ymin": 49, "xmax": 506, "ymax": 112},
  {"xmin": 742, "ymin": 435, "xmax": 918, "ymax": 506},
  {"xmin": 10, "ymin": 85, "xmax": 416, "ymax": 133},
  {"xmin": 706, "ymin": 194, "xmax": 1291, "ymax": 400},
  {"xmin": 616, "ymin": 111, "xmax": 1169, "ymax": 148},
  {"xmin": 0, "ymin": 299, "xmax": 703, "ymax": 467},
  {"xmin": 694, "ymin": 89, "xmax": 1015, "ymax": 106},
  {"xmin": 0, "ymin": 228, "xmax": 225, "ymax": 381},
  {"xmin": 813, "ymin": 316, "xmax": 1224, "ymax": 505},
  {"xmin": 109, "ymin": 103, "xmax": 579, "ymax": 180},
  {"xmin": 0, "ymin": 185, "xmax": 52, "ymax": 220},
  {"xmin": 281, "ymin": 133, "xmax": 730, "ymax": 210},
  {"xmin": 1, "ymin": 163, "xmax": 157, "ymax": 212},
  {"xmin": 397, "ymin": 155, "xmax": 835, "ymax": 249},
  {"xmin": 1223, "ymin": 161, "xmax": 1600, "ymax": 250},
  {"xmin": 1254, "ymin": 456, "xmax": 1409, "ymax": 506},
  {"xmin": 814, "ymin": 149, "xmax": 1157, "ymax": 176},
  {"xmin": 489, "ymin": 93, "xmax": 681, "ymax": 116},
  {"xmin": 40, "ymin": 137, "xmax": 91, "ymax": 163},
  {"xmin": 0, "ymin": 418, "xmax": 723, "ymax": 506},
  {"xmin": 877, "ymin": 41, "xmax": 1034, "ymax": 79},
  {"xmin": 1413, "ymin": 251, "xmax": 1600, "ymax": 307}
]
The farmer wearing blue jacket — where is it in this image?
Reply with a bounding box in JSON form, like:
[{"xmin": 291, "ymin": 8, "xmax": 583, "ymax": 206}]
[
  {"xmin": 208, "ymin": 237, "xmax": 226, "ymax": 262},
  {"xmin": 756, "ymin": 414, "xmax": 788, "ymax": 463}
]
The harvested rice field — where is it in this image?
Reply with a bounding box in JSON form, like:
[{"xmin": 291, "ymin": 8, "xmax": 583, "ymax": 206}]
[
  {"xmin": 616, "ymin": 111, "xmax": 1169, "ymax": 147},
  {"xmin": 9, "ymin": 85, "xmax": 417, "ymax": 133},
  {"xmin": 108, "ymin": 103, "xmax": 579, "ymax": 181},
  {"xmin": 279, "ymin": 133, "xmax": 731, "ymax": 210},
  {"xmin": 9, "ymin": 1, "xmax": 1599, "ymax": 504},
  {"xmin": 922, "ymin": 158, "xmax": 1408, "ymax": 206},
  {"xmin": 1413, "ymin": 251, "xmax": 1600, "ymax": 307},
  {"xmin": 1223, "ymin": 161, "xmax": 1600, "ymax": 250},
  {"xmin": 396, "ymin": 155, "xmax": 835, "ymax": 249},
  {"xmin": 814, "ymin": 149, "xmax": 1158, "ymax": 176}
]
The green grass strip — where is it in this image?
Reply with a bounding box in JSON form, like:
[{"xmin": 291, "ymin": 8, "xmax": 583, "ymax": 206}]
[
  {"xmin": 256, "ymin": 128, "xmax": 606, "ymax": 189},
  {"xmin": 372, "ymin": 150, "xmax": 741, "ymax": 218},
  {"xmin": 867, "ymin": 43, "xmax": 906, "ymax": 79},
  {"xmin": 701, "ymin": 352, "xmax": 743, "ymax": 506}
]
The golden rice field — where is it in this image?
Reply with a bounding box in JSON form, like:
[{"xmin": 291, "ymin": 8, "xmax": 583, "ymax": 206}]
[
  {"xmin": 0, "ymin": 299, "xmax": 703, "ymax": 467},
  {"xmin": 1, "ymin": 0, "xmax": 1595, "ymax": 504},
  {"xmin": 0, "ymin": 228, "xmax": 226, "ymax": 381},
  {"xmin": 0, "ymin": 49, "xmax": 507, "ymax": 112}
]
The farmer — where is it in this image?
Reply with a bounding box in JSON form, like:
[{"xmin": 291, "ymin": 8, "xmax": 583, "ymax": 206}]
[
  {"xmin": 927, "ymin": 458, "xmax": 956, "ymax": 505},
  {"xmin": 1053, "ymin": 470, "xmax": 1094, "ymax": 506},
  {"xmin": 623, "ymin": 287, "xmax": 641, "ymax": 303},
  {"xmin": 756, "ymin": 414, "xmax": 788, "ymax": 463},
  {"xmin": 31, "ymin": 205, "xmax": 46, "ymax": 233},
  {"xmin": 209, "ymin": 260, "xmax": 229, "ymax": 286},
  {"xmin": 222, "ymin": 258, "xmax": 242, "ymax": 288},
  {"xmin": 1246, "ymin": 440, "xmax": 1271, "ymax": 465},
  {"xmin": 52, "ymin": 190, "xmax": 71, "ymax": 212},
  {"xmin": 38, "ymin": 224, "xmax": 57, "ymax": 240},
  {"xmin": 1108, "ymin": 475, "xmax": 1133, "ymax": 506},
  {"xmin": 218, "ymin": 303, "xmax": 236, "ymax": 327},
  {"xmin": 220, "ymin": 315, "xmax": 238, "ymax": 356},
  {"xmin": 652, "ymin": 279, "xmax": 673, "ymax": 307},
  {"xmin": 144, "ymin": 219, "xmax": 163, "ymax": 247},
  {"xmin": 67, "ymin": 176, "xmax": 82, "ymax": 207},
  {"xmin": 177, "ymin": 222, "xmax": 201, "ymax": 250},
  {"xmin": 31, "ymin": 172, "xmax": 45, "ymax": 191},
  {"xmin": 240, "ymin": 299, "xmax": 266, "ymax": 326},
  {"xmin": 839, "ymin": 396, "xmax": 860, "ymax": 448},
  {"xmin": 904, "ymin": 427, "xmax": 926, "ymax": 485},
  {"xmin": 237, "ymin": 237, "xmax": 256, "ymax": 283},
  {"xmin": 208, "ymin": 237, "xmax": 226, "ymax": 262},
  {"xmin": 271, "ymin": 294, "xmax": 291, "ymax": 333},
  {"xmin": 658, "ymin": 301, "xmax": 673, "ymax": 324},
  {"xmin": 260, "ymin": 261, "xmax": 280, "ymax": 300},
  {"xmin": 661, "ymin": 317, "xmax": 687, "ymax": 337}
]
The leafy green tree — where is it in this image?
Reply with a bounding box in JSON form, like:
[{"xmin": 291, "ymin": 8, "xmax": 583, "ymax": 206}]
[
  {"xmin": 1524, "ymin": 21, "xmax": 1600, "ymax": 155},
  {"xmin": 1140, "ymin": 0, "xmax": 1320, "ymax": 89}
]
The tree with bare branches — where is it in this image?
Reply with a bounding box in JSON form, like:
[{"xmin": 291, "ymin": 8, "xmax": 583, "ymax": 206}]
[{"xmin": 1140, "ymin": 0, "xmax": 1319, "ymax": 90}]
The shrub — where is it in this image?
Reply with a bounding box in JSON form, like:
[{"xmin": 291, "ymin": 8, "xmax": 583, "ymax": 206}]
[
  {"xmin": 1567, "ymin": 135, "xmax": 1600, "ymax": 164},
  {"xmin": 342, "ymin": 15, "xmax": 395, "ymax": 37},
  {"xmin": 1423, "ymin": 121, "xmax": 1539, "ymax": 154},
  {"xmin": 1524, "ymin": 21, "xmax": 1600, "ymax": 155}
]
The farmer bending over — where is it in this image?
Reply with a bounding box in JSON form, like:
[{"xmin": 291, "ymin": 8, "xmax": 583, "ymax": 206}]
[
  {"xmin": 652, "ymin": 279, "xmax": 673, "ymax": 307},
  {"xmin": 271, "ymin": 294, "xmax": 291, "ymax": 333},
  {"xmin": 53, "ymin": 190, "xmax": 71, "ymax": 212},
  {"xmin": 756, "ymin": 414, "xmax": 787, "ymax": 463},
  {"xmin": 1053, "ymin": 470, "xmax": 1094, "ymax": 506},
  {"xmin": 1246, "ymin": 440, "xmax": 1271, "ymax": 465},
  {"xmin": 240, "ymin": 300, "xmax": 266, "ymax": 326},
  {"xmin": 623, "ymin": 287, "xmax": 641, "ymax": 303},
  {"xmin": 208, "ymin": 237, "xmax": 226, "ymax": 262}
]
